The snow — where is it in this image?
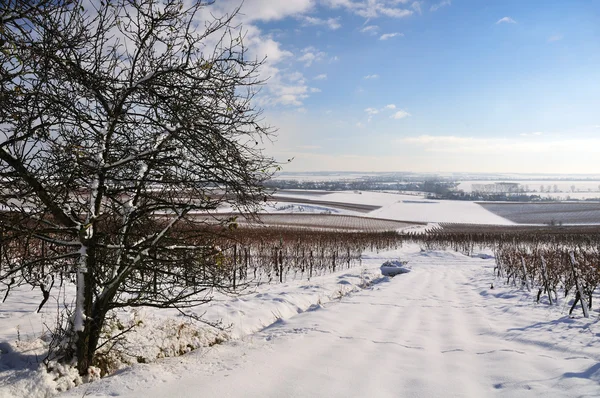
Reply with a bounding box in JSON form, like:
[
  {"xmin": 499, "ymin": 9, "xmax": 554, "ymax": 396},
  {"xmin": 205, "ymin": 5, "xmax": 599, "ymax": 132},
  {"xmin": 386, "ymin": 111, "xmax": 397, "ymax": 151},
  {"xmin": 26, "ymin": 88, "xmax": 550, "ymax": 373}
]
[
  {"xmin": 273, "ymin": 191, "xmax": 515, "ymax": 224},
  {"xmin": 370, "ymin": 198, "xmax": 515, "ymax": 224},
  {"xmin": 55, "ymin": 246, "xmax": 600, "ymax": 398},
  {"xmin": 379, "ymin": 260, "xmax": 410, "ymax": 276},
  {"xmin": 259, "ymin": 202, "xmax": 361, "ymax": 216},
  {"xmin": 3, "ymin": 190, "xmax": 599, "ymax": 397},
  {"xmin": 0, "ymin": 251, "xmax": 390, "ymax": 398},
  {"xmin": 320, "ymin": 191, "xmax": 413, "ymax": 207},
  {"xmin": 74, "ymin": 245, "xmax": 87, "ymax": 332},
  {"xmin": 458, "ymin": 180, "xmax": 600, "ymax": 194},
  {"xmin": 3, "ymin": 246, "xmax": 600, "ymax": 397}
]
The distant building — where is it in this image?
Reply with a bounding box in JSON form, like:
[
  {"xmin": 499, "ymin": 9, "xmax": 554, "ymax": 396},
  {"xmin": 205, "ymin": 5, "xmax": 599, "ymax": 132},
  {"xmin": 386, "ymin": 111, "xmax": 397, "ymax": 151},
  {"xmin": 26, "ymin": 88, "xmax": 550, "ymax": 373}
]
[{"xmin": 472, "ymin": 182, "xmax": 521, "ymax": 194}]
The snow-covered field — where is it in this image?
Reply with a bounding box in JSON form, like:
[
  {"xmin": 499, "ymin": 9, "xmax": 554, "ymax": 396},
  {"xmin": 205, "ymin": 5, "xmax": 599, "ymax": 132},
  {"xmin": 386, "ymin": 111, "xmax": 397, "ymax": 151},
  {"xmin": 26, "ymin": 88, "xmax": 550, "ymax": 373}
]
[
  {"xmin": 457, "ymin": 180, "xmax": 600, "ymax": 193},
  {"xmin": 3, "ymin": 191, "xmax": 600, "ymax": 397},
  {"xmin": 269, "ymin": 191, "xmax": 515, "ymax": 225},
  {"xmin": 54, "ymin": 245, "xmax": 600, "ymax": 398}
]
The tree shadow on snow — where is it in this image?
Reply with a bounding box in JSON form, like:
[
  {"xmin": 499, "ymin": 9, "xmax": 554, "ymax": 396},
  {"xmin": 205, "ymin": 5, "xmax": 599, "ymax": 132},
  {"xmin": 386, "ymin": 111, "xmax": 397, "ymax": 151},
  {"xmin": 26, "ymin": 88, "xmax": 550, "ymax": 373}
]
[
  {"xmin": 563, "ymin": 362, "xmax": 600, "ymax": 383},
  {"xmin": 506, "ymin": 316, "xmax": 593, "ymax": 334},
  {"xmin": 0, "ymin": 341, "xmax": 42, "ymax": 374}
]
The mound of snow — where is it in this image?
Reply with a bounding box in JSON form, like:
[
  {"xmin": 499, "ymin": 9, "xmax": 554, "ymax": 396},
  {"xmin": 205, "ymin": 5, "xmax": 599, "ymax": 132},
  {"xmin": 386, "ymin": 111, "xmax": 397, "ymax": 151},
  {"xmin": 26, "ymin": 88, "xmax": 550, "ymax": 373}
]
[{"xmin": 380, "ymin": 260, "xmax": 410, "ymax": 276}]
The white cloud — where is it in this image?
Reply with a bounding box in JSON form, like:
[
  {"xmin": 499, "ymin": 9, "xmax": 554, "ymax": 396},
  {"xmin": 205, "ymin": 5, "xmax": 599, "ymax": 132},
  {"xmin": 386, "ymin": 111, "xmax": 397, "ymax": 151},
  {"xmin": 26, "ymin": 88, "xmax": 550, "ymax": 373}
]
[
  {"xmin": 314, "ymin": 74, "xmax": 328, "ymax": 80},
  {"xmin": 211, "ymin": 0, "xmax": 314, "ymax": 23},
  {"xmin": 430, "ymin": 0, "xmax": 451, "ymax": 12},
  {"xmin": 356, "ymin": 122, "xmax": 366, "ymax": 128},
  {"xmin": 309, "ymin": 87, "xmax": 322, "ymax": 93},
  {"xmin": 379, "ymin": 7, "xmax": 413, "ymax": 17},
  {"xmin": 300, "ymin": 15, "xmax": 342, "ymax": 30},
  {"xmin": 286, "ymin": 71, "xmax": 306, "ymax": 83},
  {"xmin": 520, "ymin": 132, "xmax": 544, "ymax": 137},
  {"xmin": 196, "ymin": 3, "xmax": 323, "ymax": 109},
  {"xmin": 391, "ymin": 110, "xmax": 411, "ymax": 119},
  {"xmin": 399, "ymin": 135, "xmax": 600, "ymax": 155},
  {"xmin": 298, "ymin": 46, "xmax": 327, "ymax": 67},
  {"xmin": 364, "ymin": 74, "xmax": 379, "ymax": 79},
  {"xmin": 384, "ymin": 104, "xmax": 396, "ymax": 110},
  {"xmin": 231, "ymin": 26, "xmax": 311, "ymax": 108},
  {"xmin": 380, "ymin": 32, "xmax": 403, "ymax": 40},
  {"xmin": 411, "ymin": 1, "xmax": 423, "ymax": 14},
  {"xmin": 274, "ymin": 83, "xmax": 311, "ymax": 106},
  {"xmin": 324, "ymin": 0, "xmax": 413, "ymax": 19},
  {"xmin": 360, "ymin": 25, "xmax": 379, "ymax": 35},
  {"xmin": 548, "ymin": 34, "xmax": 563, "ymax": 42},
  {"xmin": 365, "ymin": 107, "xmax": 380, "ymax": 115},
  {"xmin": 496, "ymin": 17, "xmax": 517, "ymax": 24}
]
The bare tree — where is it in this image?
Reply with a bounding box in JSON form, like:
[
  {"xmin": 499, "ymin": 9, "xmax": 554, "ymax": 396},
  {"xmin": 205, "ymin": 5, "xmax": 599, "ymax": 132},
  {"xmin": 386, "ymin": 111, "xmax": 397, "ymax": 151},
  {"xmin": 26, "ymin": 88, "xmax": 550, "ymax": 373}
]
[{"xmin": 0, "ymin": 0, "xmax": 275, "ymax": 375}]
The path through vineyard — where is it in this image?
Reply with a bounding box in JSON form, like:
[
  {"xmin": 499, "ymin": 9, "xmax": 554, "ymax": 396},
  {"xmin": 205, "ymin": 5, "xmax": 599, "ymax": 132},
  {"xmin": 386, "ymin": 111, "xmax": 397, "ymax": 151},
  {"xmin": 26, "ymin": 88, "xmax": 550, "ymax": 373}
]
[{"xmin": 64, "ymin": 250, "xmax": 600, "ymax": 397}]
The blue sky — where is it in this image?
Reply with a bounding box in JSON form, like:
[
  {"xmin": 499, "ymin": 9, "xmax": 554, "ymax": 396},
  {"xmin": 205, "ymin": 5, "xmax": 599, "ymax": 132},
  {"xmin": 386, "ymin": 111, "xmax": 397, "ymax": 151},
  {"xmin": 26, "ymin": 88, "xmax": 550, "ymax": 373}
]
[{"xmin": 209, "ymin": 0, "xmax": 600, "ymax": 173}]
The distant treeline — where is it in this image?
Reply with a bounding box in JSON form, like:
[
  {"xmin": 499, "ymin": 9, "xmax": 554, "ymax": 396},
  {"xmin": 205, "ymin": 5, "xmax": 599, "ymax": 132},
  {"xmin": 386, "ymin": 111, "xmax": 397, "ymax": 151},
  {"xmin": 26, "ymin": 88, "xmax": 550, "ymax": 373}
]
[
  {"xmin": 265, "ymin": 179, "xmax": 600, "ymax": 202},
  {"xmin": 264, "ymin": 179, "xmax": 458, "ymax": 194}
]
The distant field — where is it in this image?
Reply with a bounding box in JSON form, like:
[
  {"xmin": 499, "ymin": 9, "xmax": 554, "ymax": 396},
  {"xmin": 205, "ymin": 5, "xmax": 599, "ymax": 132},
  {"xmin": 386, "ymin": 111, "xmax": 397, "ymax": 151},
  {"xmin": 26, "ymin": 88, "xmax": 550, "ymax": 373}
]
[
  {"xmin": 457, "ymin": 180, "xmax": 600, "ymax": 193},
  {"xmin": 197, "ymin": 213, "xmax": 420, "ymax": 232},
  {"xmin": 479, "ymin": 202, "xmax": 600, "ymax": 225},
  {"xmin": 433, "ymin": 223, "xmax": 600, "ymax": 234},
  {"xmin": 268, "ymin": 195, "xmax": 380, "ymax": 213}
]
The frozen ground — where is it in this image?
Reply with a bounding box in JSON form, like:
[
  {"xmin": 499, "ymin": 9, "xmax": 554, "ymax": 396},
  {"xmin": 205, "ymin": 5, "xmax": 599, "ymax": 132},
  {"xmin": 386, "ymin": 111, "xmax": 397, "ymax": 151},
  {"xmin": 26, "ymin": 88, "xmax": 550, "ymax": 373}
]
[{"xmin": 55, "ymin": 245, "xmax": 600, "ymax": 398}]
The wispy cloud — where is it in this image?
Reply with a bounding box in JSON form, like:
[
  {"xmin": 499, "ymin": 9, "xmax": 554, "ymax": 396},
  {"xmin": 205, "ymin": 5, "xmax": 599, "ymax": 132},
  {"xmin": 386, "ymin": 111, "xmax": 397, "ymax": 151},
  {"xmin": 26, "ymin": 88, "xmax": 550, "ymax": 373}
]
[
  {"xmin": 324, "ymin": 0, "xmax": 413, "ymax": 19},
  {"xmin": 364, "ymin": 104, "xmax": 399, "ymax": 121},
  {"xmin": 496, "ymin": 16, "xmax": 517, "ymax": 24},
  {"xmin": 391, "ymin": 110, "xmax": 411, "ymax": 119},
  {"xmin": 411, "ymin": 1, "xmax": 423, "ymax": 14},
  {"xmin": 430, "ymin": 0, "xmax": 451, "ymax": 12},
  {"xmin": 520, "ymin": 132, "xmax": 544, "ymax": 137},
  {"xmin": 314, "ymin": 74, "xmax": 328, "ymax": 80},
  {"xmin": 299, "ymin": 15, "xmax": 342, "ymax": 30},
  {"xmin": 398, "ymin": 135, "xmax": 600, "ymax": 154},
  {"xmin": 380, "ymin": 32, "xmax": 403, "ymax": 40},
  {"xmin": 298, "ymin": 46, "xmax": 327, "ymax": 67},
  {"xmin": 360, "ymin": 25, "xmax": 379, "ymax": 35},
  {"xmin": 364, "ymin": 74, "xmax": 379, "ymax": 79},
  {"xmin": 548, "ymin": 34, "xmax": 563, "ymax": 42}
]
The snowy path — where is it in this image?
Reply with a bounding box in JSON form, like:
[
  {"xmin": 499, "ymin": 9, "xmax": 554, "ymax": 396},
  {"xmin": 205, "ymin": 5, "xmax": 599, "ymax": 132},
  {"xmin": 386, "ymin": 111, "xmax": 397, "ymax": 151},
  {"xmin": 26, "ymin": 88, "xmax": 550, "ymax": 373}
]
[{"xmin": 64, "ymin": 251, "xmax": 600, "ymax": 397}]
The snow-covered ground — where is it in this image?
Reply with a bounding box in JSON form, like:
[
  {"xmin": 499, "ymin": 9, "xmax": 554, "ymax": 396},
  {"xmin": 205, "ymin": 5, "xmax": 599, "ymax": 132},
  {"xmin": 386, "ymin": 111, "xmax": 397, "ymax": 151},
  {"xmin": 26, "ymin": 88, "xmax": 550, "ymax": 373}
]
[
  {"xmin": 318, "ymin": 191, "xmax": 408, "ymax": 207},
  {"xmin": 3, "ymin": 190, "xmax": 599, "ymax": 397},
  {"xmin": 457, "ymin": 180, "xmax": 600, "ymax": 194},
  {"xmin": 0, "ymin": 249, "xmax": 395, "ymax": 398},
  {"xmin": 216, "ymin": 190, "xmax": 516, "ymax": 224},
  {"xmin": 271, "ymin": 191, "xmax": 515, "ymax": 225},
  {"xmin": 55, "ymin": 245, "xmax": 600, "ymax": 398},
  {"xmin": 370, "ymin": 199, "xmax": 514, "ymax": 224}
]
